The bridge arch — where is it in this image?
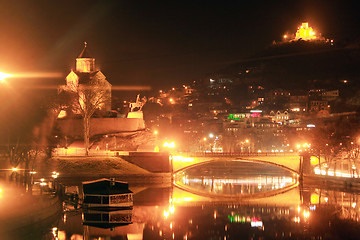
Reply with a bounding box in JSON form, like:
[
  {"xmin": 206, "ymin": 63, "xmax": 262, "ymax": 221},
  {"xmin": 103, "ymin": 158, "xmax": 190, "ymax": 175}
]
[{"xmin": 172, "ymin": 153, "xmax": 301, "ymax": 174}]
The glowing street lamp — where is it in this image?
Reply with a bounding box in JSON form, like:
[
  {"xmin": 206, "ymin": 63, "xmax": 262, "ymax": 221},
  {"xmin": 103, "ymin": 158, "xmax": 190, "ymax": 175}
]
[
  {"xmin": 163, "ymin": 141, "xmax": 176, "ymax": 149},
  {"xmin": 40, "ymin": 178, "xmax": 47, "ymax": 186},
  {"xmin": 52, "ymin": 171, "xmax": 59, "ymax": 179},
  {"xmin": 0, "ymin": 72, "xmax": 13, "ymax": 83}
]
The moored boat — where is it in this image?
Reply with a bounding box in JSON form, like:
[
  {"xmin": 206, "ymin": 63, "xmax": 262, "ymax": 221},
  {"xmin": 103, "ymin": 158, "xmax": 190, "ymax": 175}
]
[{"xmin": 82, "ymin": 178, "xmax": 133, "ymax": 210}]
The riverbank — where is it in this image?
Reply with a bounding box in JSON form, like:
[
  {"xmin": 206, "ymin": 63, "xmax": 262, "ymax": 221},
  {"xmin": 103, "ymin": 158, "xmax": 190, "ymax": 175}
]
[{"xmin": 38, "ymin": 156, "xmax": 171, "ymax": 184}]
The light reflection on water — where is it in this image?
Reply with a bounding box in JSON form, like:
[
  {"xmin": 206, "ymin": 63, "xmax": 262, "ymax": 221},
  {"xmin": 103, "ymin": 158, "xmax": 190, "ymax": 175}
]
[
  {"xmin": 5, "ymin": 160, "xmax": 360, "ymax": 239},
  {"xmin": 54, "ymin": 185, "xmax": 360, "ymax": 240},
  {"xmin": 175, "ymin": 160, "xmax": 297, "ymax": 196},
  {"xmin": 180, "ymin": 175, "xmax": 296, "ymax": 195}
]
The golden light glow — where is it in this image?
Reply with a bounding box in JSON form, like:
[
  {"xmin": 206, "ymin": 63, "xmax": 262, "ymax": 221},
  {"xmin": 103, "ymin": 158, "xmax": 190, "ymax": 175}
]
[
  {"xmin": 310, "ymin": 156, "xmax": 319, "ymax": 165},
  {"xmin": 172, "ymin": 156, "xmax": 194, "ymax": 163},
  {"xmin": 169, "ymin": 205, "xmax": 175, "ymax": 214},
  {"xmin": 0, "ymin": 72, "xmax": 13, "ymax": 82},
  {"xmin": 52, "ymin": 171, "xmax": 59, "ymax": 178},
  {"xmin": 295, "ymin": 22, "xmax": 317, "ymax": 41},
  {"xmin": 14, "ymin": 72, "xmax": 63, "ymax": 79},
  {"xmin": 303, "ymin": 143, "xmax": 311, "ymax": 148},
  {"xmin": 172, "ymin": 196, "xmax": 194, "ymax": 204},
  {"xmin": 310, "ymin": 193, "xmax": 319, "ymax": 204},
  {"xmin": 57, "ymin": 110, "xmax": 67, "ymax": 119},
  {"xmin": 163, "ymin": 141, "xmax": 176, "ymax": 148},
  {"xmin": 163, "ymin": 210, "xmax": 170, "ymax": 218},
  {"xmin": 303, "ymin": 210, "xmax": 310, "ymax": 219},
  {"xmin": 111, "ymin": 85, "xmax": 151, "ymax": 91},
  {"xmin": 12, "ymin": 168, "xmax": 18, "ymax": 172}
]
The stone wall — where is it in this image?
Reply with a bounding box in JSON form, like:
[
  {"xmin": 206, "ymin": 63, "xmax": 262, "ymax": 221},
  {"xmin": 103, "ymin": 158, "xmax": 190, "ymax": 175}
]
[
  {"xmin": 123, "ymin": 152, "xmax": 171, "ymax": 173},
  {"xmin": 57, "ymin": 118, "xmax": 145, "ymax": 138}
]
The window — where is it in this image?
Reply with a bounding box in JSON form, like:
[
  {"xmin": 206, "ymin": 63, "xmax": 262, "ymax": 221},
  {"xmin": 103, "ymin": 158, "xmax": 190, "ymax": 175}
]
[{"xmin": 84, "ymin": 195, "xmax": 101, "ymax": 204}]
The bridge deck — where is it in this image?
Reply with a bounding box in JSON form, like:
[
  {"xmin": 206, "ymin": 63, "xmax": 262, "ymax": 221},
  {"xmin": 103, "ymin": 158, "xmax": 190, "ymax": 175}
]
[{"xmin": 172, "ymin": 153, "xmax": 301, "ymax": 173}]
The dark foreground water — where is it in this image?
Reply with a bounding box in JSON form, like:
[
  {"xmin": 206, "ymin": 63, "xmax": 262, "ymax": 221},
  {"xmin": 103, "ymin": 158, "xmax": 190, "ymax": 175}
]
[{"xmin": 8, "ymin": 160, "xmax": 360, "ymax": 240}]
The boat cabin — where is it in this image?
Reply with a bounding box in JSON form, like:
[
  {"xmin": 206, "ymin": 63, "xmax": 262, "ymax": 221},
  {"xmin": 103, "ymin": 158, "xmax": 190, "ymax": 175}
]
[{"xmin": 82, "ymin": 178, "xmax": 133, "ymax": 209}]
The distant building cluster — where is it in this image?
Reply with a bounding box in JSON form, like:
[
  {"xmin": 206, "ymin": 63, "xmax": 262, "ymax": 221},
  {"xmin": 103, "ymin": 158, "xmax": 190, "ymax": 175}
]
[{"xmin": 145, "ymin": 68, "xmax": 358, "ymax": 153}]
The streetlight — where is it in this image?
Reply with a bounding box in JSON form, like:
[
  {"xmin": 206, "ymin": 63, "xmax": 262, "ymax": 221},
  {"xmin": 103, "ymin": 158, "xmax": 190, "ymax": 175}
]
[
  {"xmin": 0, "ymin": 72, "xmax": 13, "ymax": 83},
  {"xmin": 163, "ymin": 141, "xmax": 176, "ymax": 182},
  {"xmin": 52, "ymin": 171, "xmax": 59, "ymax": 191},
  {"xmin": 163, "ymin": 141, "xmax": 176, "ymax": 149},
  {"xmin": 245, "ymin": 139, "xmax": 250, "ymax": 154}
]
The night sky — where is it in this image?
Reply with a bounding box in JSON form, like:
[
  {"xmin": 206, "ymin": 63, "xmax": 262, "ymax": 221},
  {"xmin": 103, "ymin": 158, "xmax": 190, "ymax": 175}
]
[{"xmin": 1, "ymin": 0, "xmax": 360, "ymax": 91}]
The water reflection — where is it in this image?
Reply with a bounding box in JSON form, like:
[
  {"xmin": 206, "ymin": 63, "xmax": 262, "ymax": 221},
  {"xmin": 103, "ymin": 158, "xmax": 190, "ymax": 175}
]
[
  {"xmin": 82, "ymin": 208, "xmax": 132, "ymax": 228},
  {"xmin": 11, "ymin": 160, "xmax": 360, "ymax": 239},
  {"xmin": 174, "ymin": 160, "xmax": 298, "ymax": 197},
  {"xmin": 55, "ymin": 184, "xmax": 360, "ymax": 240}
]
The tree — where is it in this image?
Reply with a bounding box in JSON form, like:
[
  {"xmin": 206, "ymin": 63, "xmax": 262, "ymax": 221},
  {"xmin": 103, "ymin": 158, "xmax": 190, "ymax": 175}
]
[{"xmin": 68, "ymin": 75, "xmax": 111, "ymax": 155}]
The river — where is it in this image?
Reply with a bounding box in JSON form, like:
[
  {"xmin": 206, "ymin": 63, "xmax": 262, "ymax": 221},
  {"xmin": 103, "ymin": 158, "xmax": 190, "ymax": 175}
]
[{"xmin": 7, "ymin": 160, "xmax": 360, "ymax": 239}]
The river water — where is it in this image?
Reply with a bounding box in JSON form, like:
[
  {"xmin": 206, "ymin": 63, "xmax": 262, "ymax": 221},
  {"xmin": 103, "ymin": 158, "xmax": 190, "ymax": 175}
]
[{"xmin": 10, "ymin": 160, "xmax": 360, "ymax": 239}]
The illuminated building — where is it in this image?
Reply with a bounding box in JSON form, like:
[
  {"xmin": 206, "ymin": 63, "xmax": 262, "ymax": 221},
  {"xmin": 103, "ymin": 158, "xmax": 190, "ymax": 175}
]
[
  {"xmin": 295, "ymin": 22, "xmax": 317, "ymax": 41},
  {"xmin": 63, "ymin": 42, "xmax": 112, "ymax": 114}
]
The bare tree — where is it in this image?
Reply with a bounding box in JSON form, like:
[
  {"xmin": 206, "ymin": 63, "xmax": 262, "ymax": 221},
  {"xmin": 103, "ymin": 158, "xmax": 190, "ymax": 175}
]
[{"xmin": 69, "ymin": 76, "xmax": 111, "ymax": 155}]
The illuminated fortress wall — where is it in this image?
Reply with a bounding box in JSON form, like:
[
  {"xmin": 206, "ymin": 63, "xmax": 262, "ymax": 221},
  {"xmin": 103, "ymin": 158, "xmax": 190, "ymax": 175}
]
[{"xmin": 57, "ymin": 118, "xmax": 145, "ymax": 138}]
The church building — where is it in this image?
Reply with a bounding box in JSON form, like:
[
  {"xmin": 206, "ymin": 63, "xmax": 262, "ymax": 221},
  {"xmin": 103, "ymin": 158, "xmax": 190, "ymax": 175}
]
[{"xmin": 62, "ymin": 42, "xmax": 112, "ymax": 116}]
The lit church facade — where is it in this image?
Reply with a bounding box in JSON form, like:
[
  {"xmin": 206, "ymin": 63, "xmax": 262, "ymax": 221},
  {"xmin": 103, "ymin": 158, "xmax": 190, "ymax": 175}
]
[{"xmin": 63, "ymin": 42, "xmax": 112, "ymax": 114}]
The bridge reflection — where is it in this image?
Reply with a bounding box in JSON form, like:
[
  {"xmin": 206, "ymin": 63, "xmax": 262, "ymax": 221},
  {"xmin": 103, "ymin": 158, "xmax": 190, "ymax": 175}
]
[
  {"xmin": 174, "ymin": 159, "xmax": 299, "ymax": 200},
  {"xmin": 57, "ymin": 179, "xmax": 360, "ymax": 239}
]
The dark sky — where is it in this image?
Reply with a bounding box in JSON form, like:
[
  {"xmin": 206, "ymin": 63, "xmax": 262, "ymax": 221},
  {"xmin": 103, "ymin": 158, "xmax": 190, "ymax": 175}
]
[{"xmin": 0, "ymin": 0, "xmax": 360, "ymax": 91}]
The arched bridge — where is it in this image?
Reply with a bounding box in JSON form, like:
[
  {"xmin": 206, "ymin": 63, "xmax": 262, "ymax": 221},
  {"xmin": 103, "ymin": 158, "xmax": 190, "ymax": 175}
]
[{"xmin": 172, "ymin": 152, "xmax": 301, "ymax": 174}]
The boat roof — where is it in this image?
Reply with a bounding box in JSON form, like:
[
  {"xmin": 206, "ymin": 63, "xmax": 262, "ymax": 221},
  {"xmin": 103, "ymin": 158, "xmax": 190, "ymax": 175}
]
[{"xmin": 82, "ymin": 178, "xmax": 133, "ymax": 195}]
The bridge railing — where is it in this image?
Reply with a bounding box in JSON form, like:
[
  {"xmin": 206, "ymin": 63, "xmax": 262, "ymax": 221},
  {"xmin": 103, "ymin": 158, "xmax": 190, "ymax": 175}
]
[{"xmin": 182, "ymin": 152, "xmax": 297, "ymax": 158}]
